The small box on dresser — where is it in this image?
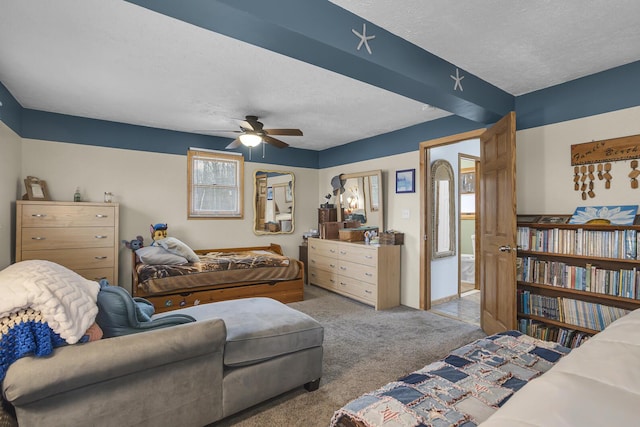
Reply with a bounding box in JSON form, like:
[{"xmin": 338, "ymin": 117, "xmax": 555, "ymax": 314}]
[
  {"xmin": 16, "ymin": 200, "xmax": 120, "ymax": 284},
  {"xmin": 380, "ymin": 232, "xmax": 404, "ymax": 245}
]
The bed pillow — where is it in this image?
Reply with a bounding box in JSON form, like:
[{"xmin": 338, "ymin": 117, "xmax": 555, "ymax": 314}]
[
  {"xmin": 135, "ymin": 246, "xmax": 188, "ymax": 265},
  {"xmin": 156, "ymin": 237, "xmax": 200, "ymax": 263}
]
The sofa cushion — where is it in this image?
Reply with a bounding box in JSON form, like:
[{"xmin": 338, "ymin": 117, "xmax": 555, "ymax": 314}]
[{"xmin": 155, "ymin": 298, "xmax": 324, "ymax": 367}]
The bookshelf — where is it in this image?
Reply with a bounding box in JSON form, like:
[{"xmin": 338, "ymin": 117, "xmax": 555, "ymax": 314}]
[{"xmin": 516, "ymin": 215, "xmax": 640, "ymax": 348}]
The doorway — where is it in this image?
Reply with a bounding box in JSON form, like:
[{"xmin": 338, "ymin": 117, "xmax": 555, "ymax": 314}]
[
  {"xmin": 419, "ymin": 113, "xmax": 517, "ymax": 335},
  {"xmin": 423, "ymin": 139, "xmax": 481, "ymax": 325}
]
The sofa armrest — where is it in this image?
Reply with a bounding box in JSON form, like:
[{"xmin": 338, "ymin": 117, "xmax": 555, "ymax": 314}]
[{"xmin": 3, "ymin": 318, "xmax": 226, "ymax": 406}]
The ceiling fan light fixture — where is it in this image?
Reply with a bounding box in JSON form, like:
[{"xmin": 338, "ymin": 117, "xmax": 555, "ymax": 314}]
[{"xmin": 239, "ymin": 133, "xmax": 262, "ymax": 147}]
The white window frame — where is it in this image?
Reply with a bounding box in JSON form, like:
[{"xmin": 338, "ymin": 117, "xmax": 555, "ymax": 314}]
[{"xmin": 187, "ymin": 149, "xmax": 244, "ymax": 219}]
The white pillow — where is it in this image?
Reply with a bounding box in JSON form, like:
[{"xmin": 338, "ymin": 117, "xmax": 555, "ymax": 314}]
[
  {"xmin": 136, "ymin": 246, "xmax": 188, "ymax": 265},
  {"xmin": 156, "ymin": 237, "xmax": 200, "ymax": 263}
]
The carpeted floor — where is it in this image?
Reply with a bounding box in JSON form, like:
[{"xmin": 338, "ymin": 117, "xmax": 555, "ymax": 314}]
[{"xmin": 212, "ymin": 284, "xmax": 485, "ymax": 426}]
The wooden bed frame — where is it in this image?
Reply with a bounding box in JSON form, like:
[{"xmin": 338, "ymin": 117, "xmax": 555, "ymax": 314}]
[{"xmin": 132, "ymin": 243, "xmax": 304, "ymax": 313}]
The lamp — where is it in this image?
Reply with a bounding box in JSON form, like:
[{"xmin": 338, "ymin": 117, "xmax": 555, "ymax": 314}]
[{"xmin": 239, "ymin": 133, "xmax": 262, "ymax": 147}]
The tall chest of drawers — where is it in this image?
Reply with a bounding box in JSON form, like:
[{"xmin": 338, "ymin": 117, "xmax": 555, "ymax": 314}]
[
  {"xmin": 16, "ymin": 201, "xmax": 119, "ymax": 284},
  {"xmin": 307, "ymin": 237, "xmax": 400, "ymax": 309}
]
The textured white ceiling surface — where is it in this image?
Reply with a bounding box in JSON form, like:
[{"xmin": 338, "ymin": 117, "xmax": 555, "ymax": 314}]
[{"xmin": 1, "ymin": 0, "xmax": 639, "ymax": 150}]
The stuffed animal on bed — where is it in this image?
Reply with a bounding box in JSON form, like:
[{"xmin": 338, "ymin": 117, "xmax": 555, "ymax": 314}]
[
  {"xmin": 150, "ymin": 223, "xmax": 168, "ymax": 246},
  {"xmin": 122, "ymin": 235, "xmax": 144, "ymax": 251}
]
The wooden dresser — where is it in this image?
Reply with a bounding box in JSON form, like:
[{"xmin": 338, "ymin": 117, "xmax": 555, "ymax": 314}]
[
  {"xmin": 307, "ymin": 237, "xmax": 400, "ymax": 309},
  {"xmin": 16, "ymin": 201, "xmax": 119, "ymax": 284}
]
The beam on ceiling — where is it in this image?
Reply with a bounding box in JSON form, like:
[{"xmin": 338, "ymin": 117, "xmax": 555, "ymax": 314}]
[{"xmin": 126, "ymin": 0, "xmax": 513, "ymax": 124}]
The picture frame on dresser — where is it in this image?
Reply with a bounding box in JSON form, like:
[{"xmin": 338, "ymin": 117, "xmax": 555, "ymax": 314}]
[{"xmin": 23, "ymin": 176, "xmax": 51, "ymax": 201}]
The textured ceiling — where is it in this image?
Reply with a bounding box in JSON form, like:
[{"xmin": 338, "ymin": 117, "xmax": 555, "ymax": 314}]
[{"xmin": 1, "ymin": 0, "xmax": 639, "ymax": 151}]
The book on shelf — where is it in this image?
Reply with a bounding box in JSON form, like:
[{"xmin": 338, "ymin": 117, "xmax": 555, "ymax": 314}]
[
  {"xmin": 517, "ymin": 256, "xmax": 640, "ymax": 300},
  {"xmin": 518, "ymin": 319, "xmax": 590, "ymax": 348},
  {"xmin": 517, "ymin": 226, "xmax": 639, "ymax": 260},
  {"xmin": 518, "ymin": 290, "xmax": 630, "ymax": 331}
]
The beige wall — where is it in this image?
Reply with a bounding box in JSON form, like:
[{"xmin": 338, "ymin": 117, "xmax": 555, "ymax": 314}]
[
  {"xmin": 21, "ymin": 139, "xmax": 318, "ymax": 293},
  {"xmin": 0, "ymin": 122, "xmax": 22, "ymax": 268},
  {"xmin": 6, "ymin": 104, "xmax": 640, "ymax": 304},
  {"xmin": 517, "ymin": 106, "xmax": 640, "ymax": 213},
  {"xmin": 319, "ymin": 152, "xmax": 422, "ymax": 308}
]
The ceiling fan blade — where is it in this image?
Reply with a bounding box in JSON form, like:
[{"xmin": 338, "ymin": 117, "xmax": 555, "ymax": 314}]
[
  {"xmin": 262, "ymin": 135, "xmax": 289, "ymax": 148},
  {"xmin": 194, "ymin": 129, "xmax": 240, "ymax": 134},
  {"xmin": 264, "ymin": 128, "xmax": 303, "ymax": 136},
  {"xmin": 226, "ymin": 138, "xmax": 242, "ymax": 149},
  {"xmin": 239, "ymin": 120, "xmax": 254, "ymax": 131}
]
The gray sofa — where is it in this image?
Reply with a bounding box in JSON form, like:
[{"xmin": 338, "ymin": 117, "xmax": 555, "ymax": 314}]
[{"xmin": 2, "ymin": 294, "xmax": 324, "ymax": 427}]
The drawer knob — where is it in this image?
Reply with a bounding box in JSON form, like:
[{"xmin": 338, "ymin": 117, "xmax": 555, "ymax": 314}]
[
  {"xmin": 339, "ymin": 250, "xmax": 347, "ymax": 255},
  {"xmin": 94, "ymin": 235, "xmax": 108, "ymax": 239},
  {"xmin": 94, "ymin": 256, "xmax": 108, "ymax": 260},
  {"xmin": 329, "ymin": 263, "xmax": 336, "ymax": 268},
  {"xmin": 340, "ymin": 266, "xmax": 347, "ymax": 270},
  {"xmin": 365, "ymin": 255, "xmax": 373, "ymax": 259},
  {"xmin": 365, "ymin": 272, "xmax": 373, "ymax": 277},
  {"xmin": 31, "ymin": 214, "xmax": 47, "ymax": 218},
  {"xmin": 329, "ymin": 249, "xmax": 336, "ymax": 253},
  {"xmin": 365, "ymin": 290, "xmax": 372, "ymax": 294},
  {"xmin": 31, "ymin": 237, "xmax": 46, "ymax": 240},
  {"xmin": 95, "ymin": 214, "xmax": 108, "ymax": 218},
  {"xmin": 340, "ymin": 282, "xmax": 347, "ymax": 286},
  {"xmin": 330, "ymin": 279, "xmax": 335, "ymax": 283}
]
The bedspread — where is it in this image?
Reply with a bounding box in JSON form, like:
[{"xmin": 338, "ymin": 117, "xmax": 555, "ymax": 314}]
[
  {"xmin": 136, "ymin": 250, "xmax": 300, "ymax": 295},
  {"xmin": 330, "ymin": 331, "xmax": 570, "ymax": 427}
]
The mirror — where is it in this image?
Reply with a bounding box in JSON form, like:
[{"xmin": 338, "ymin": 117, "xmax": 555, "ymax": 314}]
[
  {"xmin": 338, "ymin": 170, "xmax": 384, "ymax": 231},
  {"xmin": 253, "ymin": 170, "xmax": 294, "ymax": 235},
  {"xmin": 431, "ymin": 160, "xmax": 456, "ymax": 258}
]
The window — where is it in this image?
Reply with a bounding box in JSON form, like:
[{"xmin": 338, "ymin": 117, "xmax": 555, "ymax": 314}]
[{"xmin": 187, "ymin": 149, "xmax": 244, "ymax": 218}]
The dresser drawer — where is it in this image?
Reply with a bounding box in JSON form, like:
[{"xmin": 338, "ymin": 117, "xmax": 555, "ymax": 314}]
[
  {"xmin": 308, "ymin": 266, "xmax": 338, "ymax": 290},
  {"xmin": 308, "ymin": 254, "xmax": 338, "ymax": 272},
  {"xmin": 308, "ymin": 239, "xmax": 339, "ymax": 259},
  {"xmin": 21, "ymin": 227, "xmax": 115, "ymax": 250},
  {"xmin": 20, "ymin": 204, "xmax": 116, "ymax": 227},
  {"xmin": 20, "ymin": 248, "xmax": 115, "ymax": 270},
  {"xmin": 336, "ymin": 275, "xmax": 376, "ymax": 304},
  {"xmin": 338, "ymin": 259, "xmax": 377, "ymax": 284},
  {"xmin": 76, "ymin": 268, "xmax": 114, "ymax": 284},
  {"xmin": 337, "ymin": 244, "xmax": 377, "ymax": 267}
]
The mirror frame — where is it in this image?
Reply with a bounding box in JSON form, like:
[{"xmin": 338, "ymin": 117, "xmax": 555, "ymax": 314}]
[
  {"xmin": 253, "ymin": 169, "xmax": 295, "ymax": 235},
  {"xmin": 339, "ymin": 170, "xmax": 384, "ymax": 231},
  {"xmin": 431, "ymin": 160, "xmax": 456, "ymax": 258}
]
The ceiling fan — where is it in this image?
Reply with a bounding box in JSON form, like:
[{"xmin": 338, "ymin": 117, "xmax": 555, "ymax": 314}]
[{"xmin": 217, "ymin": 115, "xmax": 303, "ymax": 149}]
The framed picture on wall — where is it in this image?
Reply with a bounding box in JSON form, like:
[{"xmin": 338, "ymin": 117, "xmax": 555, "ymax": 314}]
[{"xmin": 396, "ymin": 169, "xmax": 415, "ymax": 193}]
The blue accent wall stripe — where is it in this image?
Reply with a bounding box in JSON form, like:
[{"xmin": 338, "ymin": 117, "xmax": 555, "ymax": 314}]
[
  {"xmin": 516, "ymin": 60, "xmax": 640, "ymax": 130},
  {"xmin": 20, "ymin": 109, "xmax": 318, "ymax": 168},
  {"xmin": 0, "ymin": 81, "xmax": 22, "ymax": 135},
  {"xmin": 318, "ymin": 115, "xmax": 482, "ymax": 169},
  {"xmin": 3, "ymin": 61, "xmax": 640, "ymax": 169}
]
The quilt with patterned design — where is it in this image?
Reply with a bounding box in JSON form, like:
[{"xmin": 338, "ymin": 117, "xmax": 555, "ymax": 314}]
[{"xmin": 330, "ymin": 331, "xmax": 571, "ymax": 427}]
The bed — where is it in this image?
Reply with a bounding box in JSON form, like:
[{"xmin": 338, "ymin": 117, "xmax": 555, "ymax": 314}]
[
  {"xmin": 330, "ymin": 330, "xmax": 571, "ymax": 427},
  {"xmin": 132, "ymin": 243, "xmax": 304, "ymax": 313}
]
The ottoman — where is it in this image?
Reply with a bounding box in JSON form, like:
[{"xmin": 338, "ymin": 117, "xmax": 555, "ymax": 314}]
[{"xmin": 155, "ymin": 297, "xmax": 324, "ymax": 416}]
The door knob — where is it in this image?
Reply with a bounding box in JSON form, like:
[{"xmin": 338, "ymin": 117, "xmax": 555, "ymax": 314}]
[{"xmin": 498, "ymin": 245, "xmax": 513, "ymax": 252}]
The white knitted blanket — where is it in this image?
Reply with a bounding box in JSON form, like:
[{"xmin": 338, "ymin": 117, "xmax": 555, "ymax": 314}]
[{"xmin": 0, "ymin": 260, "xmax": 100, "ymax": 344}]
